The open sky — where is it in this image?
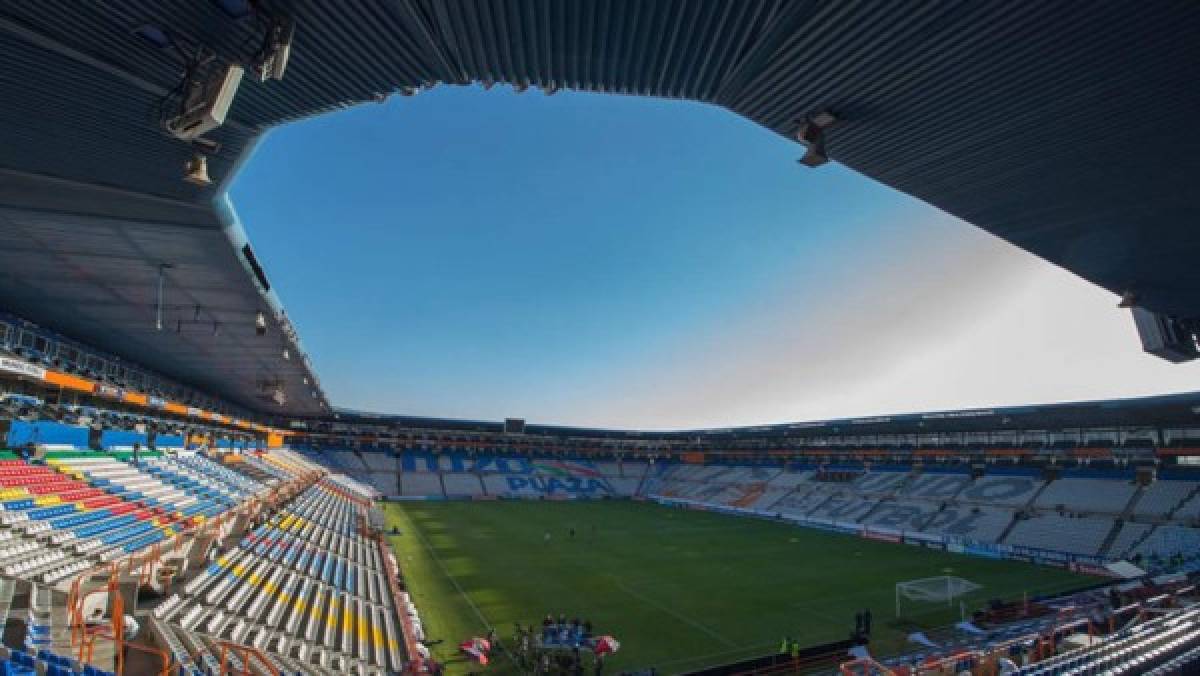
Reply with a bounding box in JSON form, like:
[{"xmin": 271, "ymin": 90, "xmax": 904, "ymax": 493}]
[{"xmin": 230, "ymin": 86, "xmax": 1200, "ymax": 429}]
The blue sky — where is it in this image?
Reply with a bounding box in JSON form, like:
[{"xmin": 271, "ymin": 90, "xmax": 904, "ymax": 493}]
[{"xmin": 231, "ymin": 86, "xmax": 1200, "ymax": 428}]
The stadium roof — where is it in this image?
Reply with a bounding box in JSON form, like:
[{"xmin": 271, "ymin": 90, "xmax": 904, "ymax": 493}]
[
  {"xmin": 1, "ymin": 1, "xmax": 1197, "ymax": 416},
  {"xmin": 335, "ymin": 390, "xmax": 1200, "ymax": 440}
]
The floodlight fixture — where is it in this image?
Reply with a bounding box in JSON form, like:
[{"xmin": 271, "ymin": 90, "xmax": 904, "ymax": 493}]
[
  {"xmin": 254, "ymin": 15, "xmax": 294, "ymax": 81},
  {"xmin": 795, "ymin": 108, "xmax": 839, "ymax": 168},
  {"xmin": 166, "ymin": 63, "xmax": 243, "ymax": 141},
  {"xmin": 183, "ymin": 153, "xmax": 212, "ymax": 185},
  {"xmin": 255, "ymin": 311, "xmax": 267, "ymax": 336}
]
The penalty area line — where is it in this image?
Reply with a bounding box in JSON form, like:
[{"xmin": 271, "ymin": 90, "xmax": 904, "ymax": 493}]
[{"xmin": 609, "ymin": 576, "xmax": 736, "ymax": 647}]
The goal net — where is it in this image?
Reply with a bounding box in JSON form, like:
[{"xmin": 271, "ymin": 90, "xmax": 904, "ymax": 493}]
[{"xmin": 895, "ymin": 576, "xmax": 981, "ymax": 617}]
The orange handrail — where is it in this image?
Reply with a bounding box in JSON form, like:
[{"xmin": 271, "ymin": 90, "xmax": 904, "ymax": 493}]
[
  {"xmin": 838, "ymin": 657, "xmax": 896, "ymax": 675},
  {"xmin": 85, "ymin": 626, "xmax": 173, "ymax": 676},
  {"xmin": 61, "ymin": 463, "xmax": 322, "ymax": 672},
  {"xmin": 216, "ymin": 640, "xmax": 281, "ymax": 676}
]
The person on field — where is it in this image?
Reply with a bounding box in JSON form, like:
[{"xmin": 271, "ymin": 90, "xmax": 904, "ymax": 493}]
[{"xmin": 864, "ymin": 609, "xmax": 873, "ymax": 636}]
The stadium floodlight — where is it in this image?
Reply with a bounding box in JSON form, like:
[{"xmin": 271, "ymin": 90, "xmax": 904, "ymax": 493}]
[
  {"xmin": 255, "ymin": 311, "xmax": 267, "ymax": 336},
  {"xmin": 183, "ymin": 153, "xmax": 212, "ymax": 186},
  {"xmin": 282, "ymin": 347, "xmax": 290, "ymax": 360},
  {"xmin": 895, "ymin": 576, "xmax": 980, "ymax": 618},
  {"xmin": 795, "ymin": 108, "xmax": 839, "ymax": 168},
  {"xmin": 254, "ymin": 16, "xmax": 294, "ymax": 81},
  {"xmin": 166, "ymin": 62, "xmax": 243, "ymax": 141}
]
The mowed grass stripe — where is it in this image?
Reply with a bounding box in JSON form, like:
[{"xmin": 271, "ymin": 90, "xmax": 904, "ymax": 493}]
[{"xmin": 385, "ymin": 500, "xmax": 1100, "ymax": 675}]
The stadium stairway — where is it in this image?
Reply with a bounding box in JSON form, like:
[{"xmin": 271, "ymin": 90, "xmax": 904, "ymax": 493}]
[
  {"xmin": 633, "ymin": 464, "xmax": 651, "ymax": 497},
  {"xmin": 993, "ymin": 512, "xmax": 1024, "ymax": 545},
  {"xmin": 1097, "ymin": 520, "xmax": 1127, "ymax": 559},
  {"xmin": 1021, "ymin": 478, "xmax": 1053, "ymax": 511},
  {"xmin": 1167, "ymin": 483, "xmax": 1200, "ymax": 521},
  {"xmin": 158, "ymin": 478, "xmax": 404, "ymax": 674}
]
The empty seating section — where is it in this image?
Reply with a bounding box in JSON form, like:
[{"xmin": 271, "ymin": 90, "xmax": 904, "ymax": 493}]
[
  {"xmin": 365, "ymin": 473, "xmax": 398, "ymax": 496},
  {"xmin": 361, "ymin": 453, "xmax": 396, "ymax": 472},
  {"xmin": 921, "ymin": 505, "xmax": 1015, "ymax": 542},
  {"xmin": 1174, "ymin": 493, "xmax": 1200, "ymax": 521},
  {"xmin": 1133, "ymin": 480, "xmax": 1199, "ymax": 517},
  {"xmin": 49, "ymin": 454, "xmax": 225, "ymax": 521},
  {"xmin": 162, "ymin": 479, "xmax": 404, "ymax": 673},
  {"xmin": 593, "ymin": 461, "xmax": 621, "ymax": 477},
  {"xmin": 766, "ymin": 471, "xmax": 813, "ymax": 489},
  {"xmin": 401, "ymin": 473, "xmax": 442, "ymax": 497},
  {"xmin": 324, "ymin": 472, "xmax": 380, "ymax": 502},
  {"xmin": 861, "ymin": 499, "xmax": 942, "ymax": 531},
  {"xmin": 851, "ymin": 471, "xmax": 909, "ymax": 495},
  {"xmin": 442, "ymin": 473, "xmax": 482, "ymax": 496},
  {"xmin": 1034, "ymin": 478, "xmax": 1138, "ymax": 513},
  {"xmin": 958, "ymin": 476, "xmax": 1044, "ymax": 507},
  {"xmin": 1004, "ymin": 514, "xmax": 1113, "ymax": 556},
  {"xmin": 770, "ymin": 485, "xmax": 842, "ymax": 518},
  {"xmin": 0, "ymin": 455, "xmax": 196, "ymax": 582},
  {"xmin": 898, "ymin": 473, "xmax": 970, "ymax": 499},
  {"xmin": 1107, "ymin": 522, "xmax": 1154, "ymax": 558},
  {"xmin": 323, "ymin": 450, "xmax": 365, "ymax": 473},
  {"xmin": 807, "ymin": 491, "xmax": 877, "ymax": 522},
  {"xmin": 606, "ymin": 477, "xmax": 642, "ymax": 495},
  {"xmin": 1014, "ymin": 606, "xmax": 1200, "ymax": 676},
  {"xmin": 0, "ymin": 648, "xmax": 115, "ymax": 676},
  {"xmin": 282, "ymin": 449, "xmax": 1200, "ymax": 568},
  {"xmin": 619, "ymin": 461, "xmax": 648, "ymax": 479},
  {"xmin": 642, "ymin": 465, "xmax": 1200, "ymax": 562},
  {"xmin": 1133, "ymin": 525, "xmax": 1200, "ymax": 560}
]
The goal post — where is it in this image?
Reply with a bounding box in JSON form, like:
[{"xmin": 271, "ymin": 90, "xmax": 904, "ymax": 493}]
[{"xmin": 895, "ymin": 576, "xmax": 981, "ymax": 618}]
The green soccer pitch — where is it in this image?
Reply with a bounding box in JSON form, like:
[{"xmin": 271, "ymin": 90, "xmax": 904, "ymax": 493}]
[{"xmin": 383, "ymin": 500, "xmax": 1099, "ymax": 674}]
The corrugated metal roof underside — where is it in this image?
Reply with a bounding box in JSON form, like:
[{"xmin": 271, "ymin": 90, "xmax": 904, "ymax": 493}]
[{"xmin": 0, "ymin": 1, "xmax": 1197, "ymax": 414}]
